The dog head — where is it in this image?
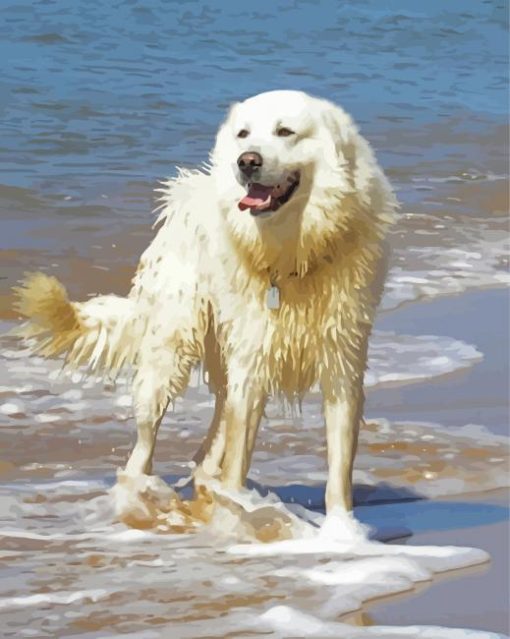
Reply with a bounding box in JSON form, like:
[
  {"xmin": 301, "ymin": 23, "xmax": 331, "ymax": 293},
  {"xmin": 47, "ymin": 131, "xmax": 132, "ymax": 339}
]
[
  {"xmin": 209, "ymin": 90, "xmax": 395, "ymax": 273},
  {"xmin": 211, "ymin": 90, "xmax": 368, "ymax": 220}
]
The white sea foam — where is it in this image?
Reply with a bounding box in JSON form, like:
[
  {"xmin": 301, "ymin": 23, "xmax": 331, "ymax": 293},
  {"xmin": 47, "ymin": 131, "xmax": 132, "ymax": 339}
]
[
  {"xmin": 366, "ymin": 332, "xmax": 482, "ymax": 388},
  {"xmin": 0, "ymin": 527, "xmax": 112, "ymax": 542},
  {"xmin": 224, "ymin": 502, "xmax": 490, "ymax": 622},
  {"xmin": 121, "ymin": 604, "xmax": 506, "ymax": 638},
  {"xmin": 383, "ymin": 219, "xmax": 509, "ymax": 311},
  {"xmin": 228, "ymin": 533, "xmax": 489, "ymax": 567},
  {"xmin": 0, "ymin": 588, "xmax": 108, "ymax": 610},
  {"xmin": 259, "ymin": 606, "xmax": 506, "ymax": 638},
  {"xmin": 0, "ymin": 401, "xmax": 24, "ymax": 416}
]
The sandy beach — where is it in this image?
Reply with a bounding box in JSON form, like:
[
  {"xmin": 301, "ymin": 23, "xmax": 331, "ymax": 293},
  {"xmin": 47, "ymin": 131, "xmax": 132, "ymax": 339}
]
[{"xmin": 367, "ymin": 488, "xmax": 509, "ymax": 635}]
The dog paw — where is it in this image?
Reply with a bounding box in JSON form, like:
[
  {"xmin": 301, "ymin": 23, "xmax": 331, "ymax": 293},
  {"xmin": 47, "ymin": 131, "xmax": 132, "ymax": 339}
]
[
  {"xmin": 318, "ymin": 507, "xmax": 370, "ymax": 544},
  {"xmin": 112, "ymin": 471, "xmax": 188, "ymax": 530}
]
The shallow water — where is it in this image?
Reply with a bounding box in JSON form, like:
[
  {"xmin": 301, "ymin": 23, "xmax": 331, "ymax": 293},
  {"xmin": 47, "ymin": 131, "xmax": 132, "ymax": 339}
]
[{"xmin": 1, "ymin": 1, "xmax": 509, "ymax": 637}]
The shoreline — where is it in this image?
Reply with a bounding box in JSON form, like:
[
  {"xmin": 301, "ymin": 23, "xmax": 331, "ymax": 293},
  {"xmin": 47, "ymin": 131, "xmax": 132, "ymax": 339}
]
[
  {"xmin": 379, "ymin": 280, "xmax": 509, "ymax": 320},
  {"xmin": 357, "ymin": 488, "xmax": 509, "ymax": 635},
  {"xmin": 361, "ymin": 286, "xmax": 509, "ymax": 635}
]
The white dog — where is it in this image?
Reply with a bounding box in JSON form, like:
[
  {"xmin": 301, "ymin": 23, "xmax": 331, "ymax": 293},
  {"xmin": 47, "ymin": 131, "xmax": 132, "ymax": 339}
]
[{"xmin": 15, "ymin": 90, "xmax": 396, "ymax": 515}]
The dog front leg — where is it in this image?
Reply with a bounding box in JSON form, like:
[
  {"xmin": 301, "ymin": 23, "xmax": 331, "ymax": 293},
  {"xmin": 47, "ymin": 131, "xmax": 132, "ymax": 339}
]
[
  {"xmin": 220, "ymin": 381, "xmax": 265, "ymax": 491},
  {"xmin": 322, "ymin": 382, "xmax": 363, "ymax": 513}
]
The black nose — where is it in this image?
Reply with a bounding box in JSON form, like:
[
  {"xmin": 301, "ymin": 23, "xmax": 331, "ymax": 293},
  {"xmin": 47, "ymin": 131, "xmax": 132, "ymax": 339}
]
[{"xmin": 237, "ymin": 151, "xmax": 263, "ymax": 178}]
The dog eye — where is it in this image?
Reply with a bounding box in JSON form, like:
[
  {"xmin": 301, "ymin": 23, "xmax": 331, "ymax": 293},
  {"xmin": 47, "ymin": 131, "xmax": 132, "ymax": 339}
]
[
  {"xmin": 276, "ymin": 127, "xmax": 295, "ymax": 137},
  {"xmin": 237, "ymin": 129, "xmax": 249, "ymax": 139}
]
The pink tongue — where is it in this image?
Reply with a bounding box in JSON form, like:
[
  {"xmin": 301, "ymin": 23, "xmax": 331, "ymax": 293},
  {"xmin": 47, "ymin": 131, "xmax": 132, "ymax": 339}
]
[{"xmin": 238, "ymin": 183, "xmax": 273, "ymax": 211}]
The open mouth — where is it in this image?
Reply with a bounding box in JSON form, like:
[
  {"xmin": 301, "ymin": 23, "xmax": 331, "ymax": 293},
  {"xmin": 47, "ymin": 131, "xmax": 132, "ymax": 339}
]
[{"xmin": 238, "ymin": 171, "xmax": 300, "ymax": 216}]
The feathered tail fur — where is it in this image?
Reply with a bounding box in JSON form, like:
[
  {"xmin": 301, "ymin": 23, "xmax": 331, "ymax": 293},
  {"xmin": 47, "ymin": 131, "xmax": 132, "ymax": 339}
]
[{"xmin": 13, "ymin": 272, "xmax": 137, "ymax": 377}]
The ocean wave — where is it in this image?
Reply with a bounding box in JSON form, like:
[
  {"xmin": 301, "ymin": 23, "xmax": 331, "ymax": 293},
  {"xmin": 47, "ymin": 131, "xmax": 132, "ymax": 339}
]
[{"xmin": 383, "ymin": 215, "xmax": 509, "ymax": 311}]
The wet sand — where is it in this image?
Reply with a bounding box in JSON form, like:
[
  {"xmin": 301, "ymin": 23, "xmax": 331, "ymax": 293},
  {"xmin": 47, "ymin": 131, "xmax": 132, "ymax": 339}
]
[
  {"xmin": 366, "ymin": 488, "xmax": 509, "ymax": 635},
  {"xmin": 362, "ymin": 287, "xmax": 510, "ymax": 635}
]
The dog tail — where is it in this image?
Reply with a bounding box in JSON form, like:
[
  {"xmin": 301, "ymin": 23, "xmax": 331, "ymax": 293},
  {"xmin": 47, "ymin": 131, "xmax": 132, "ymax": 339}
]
[{"xmin": 12, "ymin": 272, "xmax": 138, "ymax": 377}]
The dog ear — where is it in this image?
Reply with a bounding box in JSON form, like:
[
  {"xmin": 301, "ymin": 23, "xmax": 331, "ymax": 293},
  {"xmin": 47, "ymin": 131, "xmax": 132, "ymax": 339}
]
[
  {"xmin": 210, "ymin": 102, "xmax": 240, "ymax": 166},
  {"xmin": 320, "ymin": 100, "xmax": 359, "ymax": 174}
]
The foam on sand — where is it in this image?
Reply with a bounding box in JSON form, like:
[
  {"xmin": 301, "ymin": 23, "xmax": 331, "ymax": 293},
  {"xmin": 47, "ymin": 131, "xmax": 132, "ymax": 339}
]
[
  {"xmin": 260, "ymin": 605, "xmax": 506, "ymax": 638},
  {"xmin": 223, "ymin": 497, "xmax": 491, "ymax": 628}
]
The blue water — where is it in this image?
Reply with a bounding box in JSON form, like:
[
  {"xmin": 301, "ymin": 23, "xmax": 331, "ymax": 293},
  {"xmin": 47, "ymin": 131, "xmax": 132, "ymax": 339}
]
[{"xmin": 0, "ymin": 0, "xmax": 507, "ymax": 214}]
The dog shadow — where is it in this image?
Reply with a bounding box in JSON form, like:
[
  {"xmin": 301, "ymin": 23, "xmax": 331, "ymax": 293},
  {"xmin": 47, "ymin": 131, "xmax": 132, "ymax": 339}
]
[{"xmin": 244, "ymin": 480, "xmax": 508, "ymax": 541}]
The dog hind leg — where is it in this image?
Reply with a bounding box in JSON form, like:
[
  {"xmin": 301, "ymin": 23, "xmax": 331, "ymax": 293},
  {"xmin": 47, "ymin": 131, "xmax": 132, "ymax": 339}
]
[{"xmin": 193, "ymin": 389, "xmax": 227, "ymax": 480}]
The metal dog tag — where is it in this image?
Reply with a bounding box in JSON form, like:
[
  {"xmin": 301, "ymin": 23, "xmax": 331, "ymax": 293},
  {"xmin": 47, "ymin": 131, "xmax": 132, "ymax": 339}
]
[{"xmin": 266, "ymin": 285, "xmax": 280, "ymax": 310}]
